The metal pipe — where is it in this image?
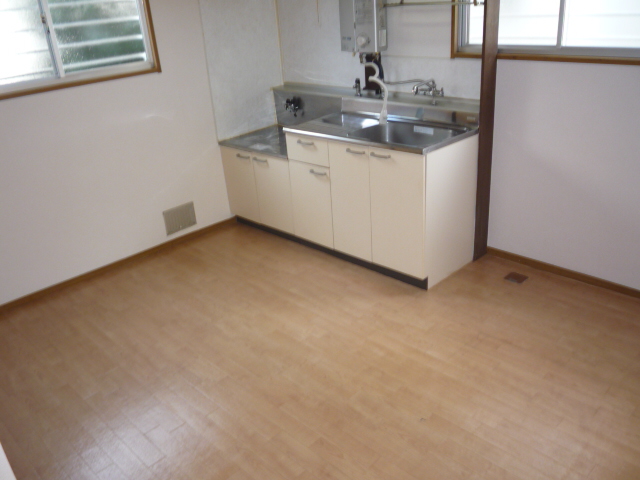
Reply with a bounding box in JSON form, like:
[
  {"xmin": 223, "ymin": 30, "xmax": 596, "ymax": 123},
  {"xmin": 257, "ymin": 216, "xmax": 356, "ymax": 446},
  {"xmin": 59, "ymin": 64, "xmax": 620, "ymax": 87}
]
[
  {"xmin": 384, "ymin": 78, "xmax": 435, "ymax": 85},
  {"xmin": 384, "ymin": 0, "xmax": 483, "ymax": 7}
]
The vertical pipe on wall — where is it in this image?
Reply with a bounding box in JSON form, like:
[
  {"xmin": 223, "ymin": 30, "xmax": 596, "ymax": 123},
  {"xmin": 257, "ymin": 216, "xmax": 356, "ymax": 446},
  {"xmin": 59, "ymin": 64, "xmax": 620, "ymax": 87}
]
[{"xmin": 473, "ymin": 0, "xmax": 500, "ymax": 260}]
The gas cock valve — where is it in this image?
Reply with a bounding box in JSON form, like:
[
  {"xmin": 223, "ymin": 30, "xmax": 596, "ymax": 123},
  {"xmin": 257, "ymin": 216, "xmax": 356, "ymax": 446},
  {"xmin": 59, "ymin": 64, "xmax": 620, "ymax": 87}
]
[{"xmin": 284, "ymin": 97, "xmax": 303, "ymax": 117}]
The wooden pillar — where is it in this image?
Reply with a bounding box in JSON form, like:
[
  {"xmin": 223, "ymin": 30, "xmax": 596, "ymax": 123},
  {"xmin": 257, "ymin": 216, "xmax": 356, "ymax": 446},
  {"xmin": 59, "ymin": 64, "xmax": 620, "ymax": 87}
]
[{"xmin": 474, "ymin": 0, "xmax": 500, "ymax": 260}]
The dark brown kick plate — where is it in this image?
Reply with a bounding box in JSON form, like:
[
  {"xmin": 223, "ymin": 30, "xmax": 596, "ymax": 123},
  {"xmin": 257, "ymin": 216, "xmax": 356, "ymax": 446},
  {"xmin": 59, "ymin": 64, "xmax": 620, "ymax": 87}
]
[
  {"xmin": 236, "ymin": 217, "xmax": 428, "ymax": 289},
  {"xmin": 505, "ymin": 272, "xmax": 529, "ymax": 284}
]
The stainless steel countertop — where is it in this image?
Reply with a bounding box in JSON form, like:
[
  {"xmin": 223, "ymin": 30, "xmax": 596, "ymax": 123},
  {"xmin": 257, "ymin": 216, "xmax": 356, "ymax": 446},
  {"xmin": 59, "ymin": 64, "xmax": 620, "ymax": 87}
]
[
  {"xmin": 219, "ymin": 125, "xmax": 287, "ymax": 159},
  {"xmin": 219, "ymin": 83, "xmax": 479, "ymax": 159}
]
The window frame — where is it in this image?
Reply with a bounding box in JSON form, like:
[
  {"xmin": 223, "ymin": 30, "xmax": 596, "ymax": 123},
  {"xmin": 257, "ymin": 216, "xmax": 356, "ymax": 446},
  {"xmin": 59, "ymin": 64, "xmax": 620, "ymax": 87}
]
[
  {"xmin": 0, "ymin": 0, "xmax": 161, "ymax": 102},
  {"xmin": 451, "ymin": 1, "xmax": 640, "ymax": 66}
]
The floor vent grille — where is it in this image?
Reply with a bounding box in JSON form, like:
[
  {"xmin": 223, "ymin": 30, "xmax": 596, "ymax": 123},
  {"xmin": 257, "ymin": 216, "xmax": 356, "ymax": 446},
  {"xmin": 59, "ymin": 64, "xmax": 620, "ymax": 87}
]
[
  {"xmin": 163, "ymin": 202, "xmax": 197, "ymax": 236},
  {"xmin": 504, "ymin": 272, "xmax": 529, "ymax": 284}
]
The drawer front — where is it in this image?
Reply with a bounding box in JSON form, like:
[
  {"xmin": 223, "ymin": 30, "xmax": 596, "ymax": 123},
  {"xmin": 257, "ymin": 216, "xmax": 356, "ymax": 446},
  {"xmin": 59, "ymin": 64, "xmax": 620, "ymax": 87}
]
[{"xmin": 286, "ymin": 133, "xmax": 329, "ymax": 167}]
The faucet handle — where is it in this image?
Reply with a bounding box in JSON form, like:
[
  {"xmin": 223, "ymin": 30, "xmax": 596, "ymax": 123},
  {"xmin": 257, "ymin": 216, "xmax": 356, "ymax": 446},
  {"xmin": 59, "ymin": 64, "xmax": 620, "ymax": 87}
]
[
  {"xmin": 284, "ymin": 96, "xmax": 303, "ymax": 117},
  {"xmin": 353, "ymin": 78, "xmax": 362, "ymax": 97}
]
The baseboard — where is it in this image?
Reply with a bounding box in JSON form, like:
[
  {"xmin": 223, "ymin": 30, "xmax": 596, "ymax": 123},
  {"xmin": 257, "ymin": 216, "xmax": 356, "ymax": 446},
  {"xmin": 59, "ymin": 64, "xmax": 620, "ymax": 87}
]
[
  {"xmin": 236, "ymin": 217, "xmax": 428, "ymax": 289},
  {"xmin": 487, "ymin": 247, "xmax": 640, "ymax": 300},
  {"xmin": 0, "ymin": 218, "xmax": 236, "ymax": 314}
]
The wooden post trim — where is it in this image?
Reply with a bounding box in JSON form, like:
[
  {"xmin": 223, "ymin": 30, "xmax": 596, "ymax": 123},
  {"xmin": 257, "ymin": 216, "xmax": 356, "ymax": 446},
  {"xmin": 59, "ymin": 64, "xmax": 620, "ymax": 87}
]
[{"xmin": 474, "ymin": 0, "xmax": 501, "ymax": 260}]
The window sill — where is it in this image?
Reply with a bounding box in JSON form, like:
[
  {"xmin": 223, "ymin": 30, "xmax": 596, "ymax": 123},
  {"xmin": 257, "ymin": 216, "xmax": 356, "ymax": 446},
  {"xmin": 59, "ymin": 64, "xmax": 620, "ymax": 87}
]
[
  {"xmin": 0, "ymin": 63, "xmax": 162, "ymax": 102},
  {"xmin": 453, "ymin": 49, "xmax": 640, "ymax": 66}
]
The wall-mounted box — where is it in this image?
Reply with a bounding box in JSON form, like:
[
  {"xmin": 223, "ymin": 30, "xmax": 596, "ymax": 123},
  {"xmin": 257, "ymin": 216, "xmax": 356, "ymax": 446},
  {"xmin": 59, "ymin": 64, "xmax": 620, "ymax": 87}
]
[{"xmin": 340, "ymin": 0, "xmax": 387, "ymax": 53}]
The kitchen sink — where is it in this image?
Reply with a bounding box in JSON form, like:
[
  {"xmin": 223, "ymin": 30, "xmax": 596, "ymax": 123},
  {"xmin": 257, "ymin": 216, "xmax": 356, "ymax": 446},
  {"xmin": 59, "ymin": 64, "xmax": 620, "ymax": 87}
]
[
  {"xmin": 287, "ymin": 111, "xmax": 477, "ymax": 155},
  {"xmin": 320, "ymin": 112, "xmax": 379, "ymax": 131},
  {"xmin": 347, "ymin": 121, "xmax": 470, "ymax": 149}
]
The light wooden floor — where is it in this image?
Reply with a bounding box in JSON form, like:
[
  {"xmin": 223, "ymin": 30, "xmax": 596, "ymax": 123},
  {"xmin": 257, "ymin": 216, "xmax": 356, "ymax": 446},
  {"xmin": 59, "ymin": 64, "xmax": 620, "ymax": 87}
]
[{"xmin": 1, "ymin": 222, "xmax": 639, "ymax": 480}]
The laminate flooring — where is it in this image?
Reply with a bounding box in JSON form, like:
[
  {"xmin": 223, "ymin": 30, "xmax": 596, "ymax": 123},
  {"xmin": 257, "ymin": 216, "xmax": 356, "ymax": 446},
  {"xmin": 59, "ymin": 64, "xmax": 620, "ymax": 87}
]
[{"xmin": 1, "ymin": 222, "xmax": 639, "ymax": 480}]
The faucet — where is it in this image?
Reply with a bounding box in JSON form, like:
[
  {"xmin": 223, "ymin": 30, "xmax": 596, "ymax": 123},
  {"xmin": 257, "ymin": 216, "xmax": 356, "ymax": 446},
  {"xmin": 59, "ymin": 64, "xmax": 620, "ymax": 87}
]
[
  {"xmin": 353, "ymin": 78, "xmax": 362, "ymax": 97},
  {"xmin": 364, "ymin": 62, "xmax": 388, "ymax": 125},
  {"xmin": 284, "ymin": 96, "xmax": 303, "ymax": 117},
  {"xmin": 412, "ymin": 80, "xmax": 444, "ymax": 105},
  {"xmin": 411, "ymin": 80, "xmax": 435, "ymax": 95}
]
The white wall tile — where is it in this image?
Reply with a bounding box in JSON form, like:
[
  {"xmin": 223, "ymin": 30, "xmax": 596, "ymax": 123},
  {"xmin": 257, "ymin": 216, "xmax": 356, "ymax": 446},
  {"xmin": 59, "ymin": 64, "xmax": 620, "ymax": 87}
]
[
  {"xmin": 276, "ymin": 0, "xmax": 481, "ymax": 99},
  {"xmin": 199, "ymin": 0, "xmax": 283, "ymax": 140}
]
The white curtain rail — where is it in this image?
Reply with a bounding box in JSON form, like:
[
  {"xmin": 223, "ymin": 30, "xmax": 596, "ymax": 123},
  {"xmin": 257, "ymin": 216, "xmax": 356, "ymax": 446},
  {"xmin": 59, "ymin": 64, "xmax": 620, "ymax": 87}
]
[{"xmin": 384, "ymin": 0, "xmax": 484, "ymax": 7}]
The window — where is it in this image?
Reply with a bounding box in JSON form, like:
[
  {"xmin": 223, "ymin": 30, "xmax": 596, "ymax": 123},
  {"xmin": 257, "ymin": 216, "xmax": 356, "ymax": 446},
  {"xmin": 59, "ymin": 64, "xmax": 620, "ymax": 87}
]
[
  {"xmin": 1, "ymin": 0, "xmax": 159, "ymax": 100},
  {"xmin": 454, "ymin": 0, "xmax": 640, "ymax": 63}
]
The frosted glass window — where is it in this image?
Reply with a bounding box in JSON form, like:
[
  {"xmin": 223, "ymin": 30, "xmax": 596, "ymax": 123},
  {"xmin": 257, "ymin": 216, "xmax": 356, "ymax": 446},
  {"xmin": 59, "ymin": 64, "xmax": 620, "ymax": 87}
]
[
  {"xmin": 460, "ymin": 0, "xmax": 640, "ymax": 59},
  {"xmin": 563, "ymin": 0, "xmax": 640, "ymax": 48},
  {"xmin": 468, "ymin": 4, "xmax": 485, "ymax": 45},
  {"xmin": 468, "ymin": 0, "xmax": 561, "ymax": 46},
  {"xmin": 1, "ymin": 0, "xmax": 157, "ymax": 99},
  {"xmin": 49, "ymin": 0, "xmax": 147, "ymax": 73},
  {"xmin": 0, "ymin": 0, "xmax": 56, "ymax": 86},
  {"xmin": 498, "ymin": 0, "xmax": 560, "ymax": 46}
]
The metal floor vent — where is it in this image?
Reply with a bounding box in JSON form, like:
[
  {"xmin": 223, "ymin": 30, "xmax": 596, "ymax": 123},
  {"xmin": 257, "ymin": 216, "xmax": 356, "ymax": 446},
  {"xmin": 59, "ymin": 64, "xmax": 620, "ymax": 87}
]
[
  {"xmin": 163, "ymin": 201, "xmax": 197, "ymax": 236},
  {"xmin": 504, "ymin": 272, "xmax": 529, "ymax": 284}
]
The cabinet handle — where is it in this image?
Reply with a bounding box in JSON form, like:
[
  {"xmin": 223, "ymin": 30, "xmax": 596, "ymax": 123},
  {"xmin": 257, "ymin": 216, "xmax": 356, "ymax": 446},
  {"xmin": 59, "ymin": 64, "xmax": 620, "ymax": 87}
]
[
  {"xmin": 309, "ymin": 169, "xmax": 327, "ymax": 177},
  {"xmin": 370, "ymin": 152, "xmax": 392, "ymax": 159},
  {"xmin": 236, "ymin": 153, "xmax": 250, "ymax": 160},
  {"xmin": 346, "ymin": 148, "xmax": 366, "ymax": 155},
  {"xmin": 297, "ymin": 139, "xmax": 315, "ymax": 146},
  {"xmin": 252, "ymin": 157, "xmax": 268, "ymax": 164}
]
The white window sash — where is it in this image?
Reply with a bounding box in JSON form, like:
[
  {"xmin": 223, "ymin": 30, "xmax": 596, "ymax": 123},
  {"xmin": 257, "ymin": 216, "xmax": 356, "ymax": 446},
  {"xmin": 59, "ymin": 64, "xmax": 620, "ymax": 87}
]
[{"xmin": 0, "ymin": 0, "xmax": 156, "ymax": 98}]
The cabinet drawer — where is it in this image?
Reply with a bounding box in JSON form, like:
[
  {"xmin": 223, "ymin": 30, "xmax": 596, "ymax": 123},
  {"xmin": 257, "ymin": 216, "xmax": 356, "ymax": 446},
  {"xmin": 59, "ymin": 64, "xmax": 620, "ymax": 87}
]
[{"xmin": 286, "ymin": 133, "xmax": 329, "ymax": 167}]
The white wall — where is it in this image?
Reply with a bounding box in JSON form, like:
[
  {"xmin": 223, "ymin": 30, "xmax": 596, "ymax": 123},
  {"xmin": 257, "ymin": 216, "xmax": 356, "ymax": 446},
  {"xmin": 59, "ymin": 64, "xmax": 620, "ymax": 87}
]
[
  {"xmin": 0, "ymin": 444, "xmax": 16, "ymax": 480},
  {"xmin": 489, "ymin": 60, "xmax": 640, "ymax": 290},
  {"xmin": 0, "ymin": 0, "xmax": 231, "ymax": 306},
  {"xmin": 276, "ymin": 0, "xmax": 481, "ymax": 99},
  {"xmin": 198, "ymin": 0, "xmax": 283, "ymax": 140}
]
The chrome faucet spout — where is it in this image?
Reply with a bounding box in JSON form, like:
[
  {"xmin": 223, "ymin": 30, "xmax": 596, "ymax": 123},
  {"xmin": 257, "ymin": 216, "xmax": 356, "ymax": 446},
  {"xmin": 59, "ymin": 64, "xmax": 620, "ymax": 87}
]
[
  {"xmin": 412, "ymin": 79, "xmax": 436, "ymax": 95},
  {"xmin": 412, "ymin": 79, "xmax": 445, "ymax": 104}
]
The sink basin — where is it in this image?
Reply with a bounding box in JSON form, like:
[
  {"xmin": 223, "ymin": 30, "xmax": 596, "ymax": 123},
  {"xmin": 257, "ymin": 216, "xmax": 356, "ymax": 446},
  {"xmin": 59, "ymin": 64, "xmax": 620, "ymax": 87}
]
[
  {"xmin": 348, "ymin": 121, "xmax": 470, "ymax": 149},
  {"xmin": 320, "ymin": 113, "xmax": 379, "ymax": 131},
  {"xmin": 286, "ymin": 111, "xmax": 477, "ymax": 155}
]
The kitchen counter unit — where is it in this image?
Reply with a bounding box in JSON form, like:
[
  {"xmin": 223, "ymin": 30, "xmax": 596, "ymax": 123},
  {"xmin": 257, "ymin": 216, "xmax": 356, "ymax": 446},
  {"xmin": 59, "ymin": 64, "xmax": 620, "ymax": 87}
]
[
  {"xmin": 218, "ymin": 83, "xmax": 480, "ymax": 289},
  {"xmin": 219, "ymin": 125, "xmax": 287, "ymax": 159}
]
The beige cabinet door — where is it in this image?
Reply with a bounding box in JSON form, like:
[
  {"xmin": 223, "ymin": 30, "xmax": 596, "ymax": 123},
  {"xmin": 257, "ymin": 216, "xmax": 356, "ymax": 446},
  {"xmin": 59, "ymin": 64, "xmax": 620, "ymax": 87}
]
[
  {"xmin": 369, "ymin": 147, "xmax": 426, "ymax": 279},
  {"xmin": 252, "ymin": 154, "xmax": 294, "ymax": 234},
  {"xmin": 329, "ymin": 141, "xmax": 372, "ymax": 261},
  {"xmin": 289, "ymin": 160, "xmax": 334, "ymax": 248},
  {"xmin": 220, "ymin": 147, "xmax": 260, "ymax": 223}
]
